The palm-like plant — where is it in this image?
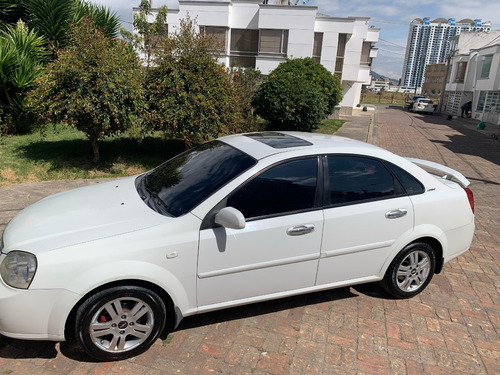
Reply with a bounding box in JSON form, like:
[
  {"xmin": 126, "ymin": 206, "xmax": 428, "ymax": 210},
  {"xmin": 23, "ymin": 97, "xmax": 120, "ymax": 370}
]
[{"xmin": 0, "ymin": 20, "xmax": 48, "ymax": 132}]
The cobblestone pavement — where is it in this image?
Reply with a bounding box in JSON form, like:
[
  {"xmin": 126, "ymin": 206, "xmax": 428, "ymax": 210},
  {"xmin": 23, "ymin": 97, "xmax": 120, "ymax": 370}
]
[{"xmin": 0, "ymin": 107, "xmax": 499, "ymax": 374}]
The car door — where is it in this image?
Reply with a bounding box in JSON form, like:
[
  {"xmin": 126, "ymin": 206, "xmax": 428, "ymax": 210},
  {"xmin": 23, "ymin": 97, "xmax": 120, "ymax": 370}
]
[
  {"xmin": 316, "ymin": 155, "xmax": 415, "ymax": 285},
  {"xmin": 197, "ymin": 156, "xmax": 323, "ymax": 307}
]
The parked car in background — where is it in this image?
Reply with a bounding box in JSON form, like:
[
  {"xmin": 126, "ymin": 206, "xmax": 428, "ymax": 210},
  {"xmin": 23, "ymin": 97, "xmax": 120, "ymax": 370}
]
[
  {"xmin": 0, "ymin": 132, "xmax": 475, "ymax": 361},
  {"xmin": 405, "ymin": 95, "xmax": 425, "ymax": 110},
  {"xmin": 412, "ymin": 98, "xmax": 435, "ymax": 114}
]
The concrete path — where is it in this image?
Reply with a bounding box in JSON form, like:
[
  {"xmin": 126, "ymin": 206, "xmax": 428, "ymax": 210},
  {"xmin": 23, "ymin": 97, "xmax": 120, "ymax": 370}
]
[{"xmin": 0, "ymin": 108, "xmax": 499, "ymax": 374}]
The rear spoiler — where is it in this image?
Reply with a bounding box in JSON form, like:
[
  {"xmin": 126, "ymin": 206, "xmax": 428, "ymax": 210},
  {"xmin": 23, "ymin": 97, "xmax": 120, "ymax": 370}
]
[{"xmin": 406, "ymin": 158, "xmax": 470, "ymax": 187}]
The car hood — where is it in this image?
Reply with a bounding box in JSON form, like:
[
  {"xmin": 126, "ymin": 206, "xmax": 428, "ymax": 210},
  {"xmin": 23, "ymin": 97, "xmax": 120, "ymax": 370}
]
[{"xmin": 3, "ymin": 177, "xmax": 167, "ymax": 254}]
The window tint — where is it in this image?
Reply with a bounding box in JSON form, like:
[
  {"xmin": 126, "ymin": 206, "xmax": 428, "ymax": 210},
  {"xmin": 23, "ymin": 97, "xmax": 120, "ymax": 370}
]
[
  {"xmin": 328, "ymin": 156, "xmax": 399, "ymax": 205},
  {"xmin": 141, "ymin": 141, "xmax": 256, "ymax": 217},
  {"xmin": 386, "ymin": 162, "xmax": 424, "ymax": 195},
  {"xmin": 227, "ymin": 157, "xmax": 318, "ymax": 219}
]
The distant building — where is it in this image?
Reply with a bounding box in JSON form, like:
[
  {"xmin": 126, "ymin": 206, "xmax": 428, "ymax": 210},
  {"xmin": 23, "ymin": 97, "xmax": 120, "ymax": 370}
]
[
  {"xmin": 137, "ymin": 0, "xmax": 379, "ymax": 113},
  {"xmin": 401, "ymin": 17, "xmax": 491, "ymax": 91},
  {"xmin": 444, "ymin": 30, "xmax": 500, "ymax": 125},
  {"xmin": 422, "ymin": 63, "xmax": 446, "ymax": 98}
]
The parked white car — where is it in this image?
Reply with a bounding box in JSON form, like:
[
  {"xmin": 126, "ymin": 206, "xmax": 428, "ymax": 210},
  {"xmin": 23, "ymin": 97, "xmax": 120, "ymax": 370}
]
[
  {"xmin": 412, "ymin": 98, "xmax": 435, "ymax": 114},
  {"xmin": 0, "ymin": 132, "xmax": 475, "ymax": 361}
]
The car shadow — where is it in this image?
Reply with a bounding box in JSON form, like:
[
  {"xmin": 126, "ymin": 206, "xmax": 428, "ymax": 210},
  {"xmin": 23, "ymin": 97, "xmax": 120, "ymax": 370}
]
[
  {"xmin": 400, "ymin": 109, "xmax": 500, "ymax": 169},
  {"xmin": 0, "ymin": 284, "xmax": 389, "ymax": 361}
]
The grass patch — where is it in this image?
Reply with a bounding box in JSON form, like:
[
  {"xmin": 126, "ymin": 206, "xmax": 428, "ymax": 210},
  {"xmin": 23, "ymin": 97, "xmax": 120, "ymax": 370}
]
[
  {"xmin": 315, "ymin": 118, "xmax": 345, "ymax": 134},
  {"xmin": 0, "ymin": 119, "xmax": 346, "ymax": 186},
  {"xmin": 162, "ymin": 334, "xmax": 174, "ymax": 346},
  {"xmin": 0, "ymin": 125, "xmax": 185, "ymax": 186}
]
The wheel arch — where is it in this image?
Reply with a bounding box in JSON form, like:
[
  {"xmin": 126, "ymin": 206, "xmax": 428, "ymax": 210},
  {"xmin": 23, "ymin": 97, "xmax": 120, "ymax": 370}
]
[{"xmin": 64, "ymin": 279, "xmax": 177, "ymax": 343}]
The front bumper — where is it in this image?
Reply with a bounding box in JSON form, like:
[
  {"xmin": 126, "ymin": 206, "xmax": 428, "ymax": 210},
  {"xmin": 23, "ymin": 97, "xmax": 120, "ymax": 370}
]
[{"xmin": 0, "ymin": 281, "xmax": 79, "ymax": 341}]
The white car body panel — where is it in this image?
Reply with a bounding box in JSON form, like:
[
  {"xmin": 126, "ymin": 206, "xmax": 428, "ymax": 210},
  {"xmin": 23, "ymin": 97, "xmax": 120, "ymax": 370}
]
[
  {"xmin": 317, "ymin": 196, "xmax": 414, "ymax": 284},
  {"xmin": 0, "ymin": 132, "xmax": 475, "ymax": 343},
  {"xmin": 3, "ymin": 177, "xmax": 165, "ymax": 253},
  {"xmin": 197, "ymin": 210, "xmax": 323, "ymax": 306}
]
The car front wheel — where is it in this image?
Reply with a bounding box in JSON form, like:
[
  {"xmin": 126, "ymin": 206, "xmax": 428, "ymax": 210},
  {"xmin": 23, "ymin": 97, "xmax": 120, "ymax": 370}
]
[
  {"xmin": 75, "ymin": 286, "xmax": 167, "ymax": 361},
  {"xmin": 381, "ymin": 242, "xmax": 435, "ymax": 298}
]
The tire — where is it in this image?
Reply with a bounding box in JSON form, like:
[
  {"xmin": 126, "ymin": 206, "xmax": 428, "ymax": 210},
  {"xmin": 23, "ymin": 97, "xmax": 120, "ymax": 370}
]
[
  {"xmin": 381, "ymin": 242, "xmax": 435, "ymax": 298},
  {"xmin": 75, "ymin": 286, "xmax": 167, "ymax": 361}
]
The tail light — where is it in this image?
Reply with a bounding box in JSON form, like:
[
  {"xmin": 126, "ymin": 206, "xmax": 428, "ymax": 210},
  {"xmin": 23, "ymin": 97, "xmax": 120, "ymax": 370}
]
[{"xmin": 464, "ymin": 187, "xmax": 474, "ymax": 213}]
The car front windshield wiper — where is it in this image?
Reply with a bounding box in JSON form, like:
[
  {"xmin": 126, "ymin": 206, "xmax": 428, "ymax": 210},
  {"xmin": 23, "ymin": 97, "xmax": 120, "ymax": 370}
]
[{"xmin": 140, "ymin": 174, "xmax": 171, "ymax": 216}]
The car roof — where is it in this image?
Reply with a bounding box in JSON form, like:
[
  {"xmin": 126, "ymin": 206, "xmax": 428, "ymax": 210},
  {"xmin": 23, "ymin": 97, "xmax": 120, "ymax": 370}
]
[{"xmin": 219, "ymin": 131, "xmax": 383, "ymax": 160}]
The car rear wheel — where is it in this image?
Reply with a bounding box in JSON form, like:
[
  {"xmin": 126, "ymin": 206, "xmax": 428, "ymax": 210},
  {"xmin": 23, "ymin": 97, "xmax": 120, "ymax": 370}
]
[
  {"xmin": 381, "ymin": 242, "xmax": 435, "ymax": 298},
  {"xmin": 75, "ymin": 286, "xmax": 167, "ymax": 361}
]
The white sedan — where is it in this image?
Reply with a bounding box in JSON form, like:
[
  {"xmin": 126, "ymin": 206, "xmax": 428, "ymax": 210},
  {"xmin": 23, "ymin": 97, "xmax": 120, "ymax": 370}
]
[
  {"xmin": 412, "ymin": 98, "xmax": 435, "ymax": 114},
  {"xmin": 0, "ymin": 132, "xmax": 475, "ymax": 361}
]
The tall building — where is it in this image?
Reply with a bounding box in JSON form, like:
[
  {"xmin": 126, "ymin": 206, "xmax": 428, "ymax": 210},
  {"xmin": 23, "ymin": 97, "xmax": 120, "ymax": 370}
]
[
  {"xmin": 401, "ymin": 17, "xmax": 491, "ymax": 91},
  {"xmin": 138, "ymin": 0, "xmax": 379, "ymax": 113}
]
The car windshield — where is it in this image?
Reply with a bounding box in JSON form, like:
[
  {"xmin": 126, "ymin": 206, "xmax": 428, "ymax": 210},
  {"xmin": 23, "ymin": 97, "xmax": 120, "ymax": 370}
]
[{"xmin": 137, "ymin": 141, "xmax": 256, "ymax": 217}]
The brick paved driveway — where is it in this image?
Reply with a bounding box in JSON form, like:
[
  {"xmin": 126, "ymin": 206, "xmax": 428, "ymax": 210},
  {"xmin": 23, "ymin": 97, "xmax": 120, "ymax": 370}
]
[{"xmin": 0, "ymin": 107, "xmax": 498, "ymax": 374}]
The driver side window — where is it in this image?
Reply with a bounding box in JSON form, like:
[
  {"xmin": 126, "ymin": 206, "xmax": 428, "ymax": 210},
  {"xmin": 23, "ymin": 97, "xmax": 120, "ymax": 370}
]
[{"xmin": 226, "ymin": 157, "xmax": 318, "ymax": 219}]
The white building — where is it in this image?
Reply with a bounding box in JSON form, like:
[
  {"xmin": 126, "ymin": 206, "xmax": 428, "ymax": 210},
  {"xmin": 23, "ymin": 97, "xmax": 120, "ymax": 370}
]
[
  {"xmin": 401, "ymin": 17, "xmax": 491, "ymax": 91},
  {"xmin": 140, "ymin": 0, "xmax": 379, "ymax": 113},
  {"xmin": 445, "ymin": 31, "xmax": 500, "ymax": 125}
]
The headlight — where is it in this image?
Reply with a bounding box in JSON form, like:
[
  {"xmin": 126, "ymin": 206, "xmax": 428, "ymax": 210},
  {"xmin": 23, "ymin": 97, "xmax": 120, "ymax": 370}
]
[{"xmin": 0, "ymin": 251, "xmax": 37, "ymax": 289}]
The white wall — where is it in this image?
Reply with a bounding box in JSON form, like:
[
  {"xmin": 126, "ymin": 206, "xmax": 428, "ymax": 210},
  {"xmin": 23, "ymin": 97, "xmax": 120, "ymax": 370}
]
[{"xmin": 146, "ymin": 0, "xmax": 379, "ymax": 109}]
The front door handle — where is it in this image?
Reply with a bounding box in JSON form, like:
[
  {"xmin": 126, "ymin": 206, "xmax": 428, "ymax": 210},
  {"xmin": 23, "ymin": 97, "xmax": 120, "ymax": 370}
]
[
  {"xmin": 385, "ymin": 209, "xmax": 408, "ymax": 219},
  {"xmin": 287, "ymin": 224, "xmax": 315, "ymax": 236}
]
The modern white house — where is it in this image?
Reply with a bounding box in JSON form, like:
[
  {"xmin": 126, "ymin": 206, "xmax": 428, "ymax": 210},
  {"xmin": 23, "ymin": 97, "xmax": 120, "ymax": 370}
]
[
  {"xmin": 444, "ymin": 31, "xmax": 500, "ymax": 126},
  {"xmin": 138, "ymin": 0, "xmax": 379, "ymax": 114}
]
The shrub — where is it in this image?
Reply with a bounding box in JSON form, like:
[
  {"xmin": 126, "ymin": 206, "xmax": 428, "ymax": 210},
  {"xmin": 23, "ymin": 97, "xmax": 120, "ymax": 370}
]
[
  {"xmin": 146, "ymin": 17, "xmax": 242, "ymax": 147},
  {"xmin": 28, "ymin": 17, "xmax": 145, "ymax": 162},
  {"xmin": 252, "ymin": 57, "xmax": 342, "ymax": 132}
]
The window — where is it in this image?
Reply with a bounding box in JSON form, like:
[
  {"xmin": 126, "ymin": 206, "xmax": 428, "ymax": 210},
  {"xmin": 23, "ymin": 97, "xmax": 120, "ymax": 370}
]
[
  {"xmin": 231, "ymin": 29, "xmax": 259, "ymax": 54},
  {"xmin": 476, "ymin": 91, "xmax": 487, "ymax": 111},
  {"xmin": 386, "ymin": 163, "xmax": 424, "ymax": 195},
  {"xmin": 360, "ymin": 42, "xmax": 372, "ymax": 66},
  {"xmin": 335, "ymin": 33, "xmax": 348, "ymax": 80},
  {"xmin": 200, "ymin": 26, "xmax": 227, "ymax": 51},
  {"xmin": 141, "ymin": 141, "xmax": 256, "ymax": 217},
  {"xmin": 327, "ymin": 156, "xmax": 403, "ymax": 206},
  {"xmin": 259, "ymin": 29, "xmax": 288, "ymax": 55},
  {"xmin": 313, "ymin": 32, "xmax": 323, "ymax": 63},
  {"xmin": 226, "ymin": 157, "xmax": 318, "ymax": 219},
  {"xmin": 230, "ymin": 29, "xmax": 259, "ymax": 68},
  {"xmin": 480, "ymin": 55, "xmax": 493, "ymax": 79},
  {"xmin": 454, "ymin": 62, "xmax": 467, "ymax": 83}
]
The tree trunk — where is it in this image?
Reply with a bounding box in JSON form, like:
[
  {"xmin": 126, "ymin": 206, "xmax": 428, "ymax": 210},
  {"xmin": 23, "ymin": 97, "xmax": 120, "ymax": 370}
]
[{"xmin": 90, "ymin": 137, "xmax": 100, "ymax": 163}]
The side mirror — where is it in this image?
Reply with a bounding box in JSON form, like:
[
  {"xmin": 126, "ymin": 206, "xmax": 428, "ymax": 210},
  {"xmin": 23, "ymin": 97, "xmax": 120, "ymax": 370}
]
[{"xmin": 215, "ymin": 207, "xmax": 246, "ymax": 229}]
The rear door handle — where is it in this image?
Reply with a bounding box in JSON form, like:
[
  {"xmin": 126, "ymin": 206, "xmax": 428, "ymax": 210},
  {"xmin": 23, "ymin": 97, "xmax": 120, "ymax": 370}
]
[
  {"xmin": 287, "ymin": 224, "xmax": 315, "ymax": 236},
  {"xmin": 385, "ymin": 209, "xmax": 408, "ymax": 219}
]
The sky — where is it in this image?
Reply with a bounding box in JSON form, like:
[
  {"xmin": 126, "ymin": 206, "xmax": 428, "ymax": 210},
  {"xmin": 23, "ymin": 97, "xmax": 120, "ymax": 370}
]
[{"xmin": 92, "ymin": 0, "xmax": 500, "ymax": 81}]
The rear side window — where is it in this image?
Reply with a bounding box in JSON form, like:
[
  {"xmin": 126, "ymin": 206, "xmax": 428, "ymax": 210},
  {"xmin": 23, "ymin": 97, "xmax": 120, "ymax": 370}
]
[
  {"xmin": 227, "ymin": 157, "xmax": 318, "ymax": 219},
  {"xmin": 386, "ymin": 162, "xmax": 425, "ymax": 195},
  {"xmin": 327, "ymin": 155, "xmax": 403, "ymax": 205}
]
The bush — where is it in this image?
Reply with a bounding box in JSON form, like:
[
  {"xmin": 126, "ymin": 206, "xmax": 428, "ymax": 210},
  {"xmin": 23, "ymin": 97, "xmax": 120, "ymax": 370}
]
[
  {"xmin": 146, "ymin": 17, "xmax": 242, "ymax": 147},
  {"xmin": 252, "ymin": 58, "xmax": 342, "ymax": 132},
  {"xmin": 28, "ymin": 17, "xmax": 145, "ymax": 162}
]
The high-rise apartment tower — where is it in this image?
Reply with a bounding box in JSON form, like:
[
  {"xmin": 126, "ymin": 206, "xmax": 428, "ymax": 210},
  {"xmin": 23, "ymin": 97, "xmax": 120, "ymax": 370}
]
[{"xmin": 401, "ymin": 17, "xmax": 491, "ymax": 90}]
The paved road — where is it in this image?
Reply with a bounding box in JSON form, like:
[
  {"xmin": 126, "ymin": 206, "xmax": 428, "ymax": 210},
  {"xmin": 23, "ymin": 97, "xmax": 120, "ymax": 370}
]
[{"xmin": 0, "ymin": 107, "xmax": 499, "ymax": 374}]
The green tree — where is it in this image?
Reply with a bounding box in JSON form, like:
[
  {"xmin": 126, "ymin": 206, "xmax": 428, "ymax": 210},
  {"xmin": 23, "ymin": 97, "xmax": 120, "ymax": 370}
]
[
  {"xmin": 232, "ymin": 67, "xmax": 263, "ymax": 132},
  {"xmin": 120, "ymin": 0, "xmax": 168, "ymax": 70},
  {"xmin": 252, "ymin": 57, "xmax": 342, "ymax": 131},
  {"xmin": 146, "ymin": 16, "xmax": 241, "ymax": 147},
  {"xmin": 0, "ymin": 20, "xmax": 48, "ymax": 133},
  {"xmin": 28, "ymin": 17, "xmax": 144, "ymax": 162}
]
